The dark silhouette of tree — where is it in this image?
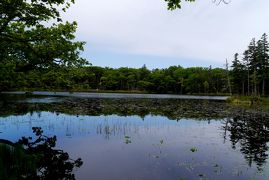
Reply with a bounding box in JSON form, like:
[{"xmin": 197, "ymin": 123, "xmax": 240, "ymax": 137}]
[
  {"xmin": 231, "ymin": 53, "xmax": 246, "ymax": 95},
  {"xmin": 0, "ymin": 127, "xmax": 83, "ymax": 180},
  {"xmin": 224, "ymin": 111, "xmax": 269, "ymax": 171}
]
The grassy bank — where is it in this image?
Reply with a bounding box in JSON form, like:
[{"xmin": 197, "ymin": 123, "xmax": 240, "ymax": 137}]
[{"xmin": 227, "ymin": 96, "xmax": 269, "ymax": 106}]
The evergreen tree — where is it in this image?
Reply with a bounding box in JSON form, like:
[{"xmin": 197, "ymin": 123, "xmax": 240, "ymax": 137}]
[
  {"xmin": 247, "ymin": 38, "xmax": 258, "ymax": 95},
  {"xmin": 243, "ymin": 50, "xmax": 250, "ymax": 95},
  {"xmin": 256, "ymin": 33, "xmax": 269, "ymax": 95},
  {"xmin": 231, "ymin": 53, "xmax": 246, "ymax": 95}
]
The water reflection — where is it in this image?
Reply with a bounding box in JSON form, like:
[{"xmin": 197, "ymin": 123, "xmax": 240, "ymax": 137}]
[
  {"xmin": 224, "ymin": 110, "xmax": 269, "ymax": 171},
  {"xmin": 1, "ymin": 96, "xmax": 269, "ymax": 179},
  {"xmin": 0, "ymin": 96, "xmax": 229, "ymax": 120},
  {"xmin": 0, "ymin": 127, "xmax": 82, "ymax": 180}
]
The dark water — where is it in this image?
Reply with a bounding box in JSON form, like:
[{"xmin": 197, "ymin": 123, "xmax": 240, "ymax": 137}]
[{"xmin": 0, "ymin": 94, "xmax": 268, "ymax": 180}]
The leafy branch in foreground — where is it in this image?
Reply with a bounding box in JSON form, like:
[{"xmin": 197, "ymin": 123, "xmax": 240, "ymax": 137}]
[
  {"xmin": 165, "ymin": 0, "xmax": 230, "ymax": 10},
  {"xmin": 0, "ymin": 0, "xmax": 87, "ymax": 72}
]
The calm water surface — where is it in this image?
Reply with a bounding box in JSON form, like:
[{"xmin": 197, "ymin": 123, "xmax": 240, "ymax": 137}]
[{"xmin": 0, "ymin": 95, "xmax": 268, "ymax": 180}]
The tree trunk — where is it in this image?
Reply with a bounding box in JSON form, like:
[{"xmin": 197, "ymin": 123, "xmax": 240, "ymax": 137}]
[
  {"xmin": 247, "ymin": 69, "xmax": 250, "ymax": 96},
  {"xmin": 225, "ymin": 59, "xmax": 232, "ymax": 96},
  {"xmin": 242, "ymin": 81, "xmax": 245, "ymax": 95},
  {"xmin": 254, "ymin": 69, "xmax": 257, "ymax": 96},
  {"xmin": 262, "ymin": 79, "xmax": 265, "ymax": 96}
]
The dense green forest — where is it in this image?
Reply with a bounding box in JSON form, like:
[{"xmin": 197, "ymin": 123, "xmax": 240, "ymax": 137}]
[
  {"xmin": 0, "ymin": 64, "xmax": 228, "ymax": 94},
  {"xmin": 1, "ymin": 33, "xmax": 269, "ymax": 95},
  {"xmin": 231, "ymin": 33, "xmax": 269, "ymax": 96}
]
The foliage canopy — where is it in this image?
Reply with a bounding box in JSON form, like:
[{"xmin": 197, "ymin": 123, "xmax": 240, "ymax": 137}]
[
  {"xmin": 164, "ymin": 0, "xmax": 229, "ymax": 10},
  {"xmin": 0, "ymin": 0, "xmax": 86, "ymax": 72}
]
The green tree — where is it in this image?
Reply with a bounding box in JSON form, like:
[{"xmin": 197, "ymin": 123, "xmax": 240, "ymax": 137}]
[
  {"xmin": 256, "ymin": 33, "xmax": 269, "ymax": 95},
  {"xmin": 243, "ymin": 50, "xmax": 250, "ymax": 95},
  {"xmin": 211, "ymin": 68, "xmax": 226, "ymax": 94},
  {"xmin": 173, "ymin": 67, "xmax": 185, "ymax": 94},
  {"xmin": 164, "ymin": 0, "xmax": 228, "ymax": 10},
  {"xmin": 0, "ymin": 0, "xmax": 86, "ymax": 72},
  {"xmin": 0, "ymin": 0, "xmax": 74, "ymax": 32},
  {"xmin": 165, "ymin": 0, "xmax": 195, "ymax": 10},
  {"xmin": 231, "ymin": 53, "xmax": 246, "ymax": 95},
  {"xmin": 246, "ymin": 39, "xmax": 258, "ymax": 95},
  {"xmin": 203, "ymin": 81, "xmax": 209, "ymax": 93}
]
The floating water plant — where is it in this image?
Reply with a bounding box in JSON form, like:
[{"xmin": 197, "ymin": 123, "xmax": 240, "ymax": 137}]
[
  {"xmin": 124, "ymin": 136, "xmax": 131, "ymax": 144},
  {"xmin": 190, "ymin": 147, "xmax": 198, "ymax": 152}
]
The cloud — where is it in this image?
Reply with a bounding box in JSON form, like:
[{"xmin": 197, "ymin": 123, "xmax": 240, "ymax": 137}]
[{"xmin": 63, "ymin": 0, "xmax": 269, "ymax": 66}]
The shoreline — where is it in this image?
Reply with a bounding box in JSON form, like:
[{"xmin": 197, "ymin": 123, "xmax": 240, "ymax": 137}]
[{"xmin": 1, "ymin": 91, "xmax": 229, "ymax": 101}]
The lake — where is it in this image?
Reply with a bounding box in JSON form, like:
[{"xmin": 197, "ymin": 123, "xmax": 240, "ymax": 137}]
[
  {"xmin": 0, "ymin": 93, "xmax": 268, "ymax": 180},
  {"xmin": 1, "ymin": 91, "xmax": 229, "ymax": 100}
]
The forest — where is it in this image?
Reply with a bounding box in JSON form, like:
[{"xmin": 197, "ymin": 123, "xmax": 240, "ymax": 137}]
[{"xmin": 0, "ymin": 33, "xmax": 268, "ymax": 95}]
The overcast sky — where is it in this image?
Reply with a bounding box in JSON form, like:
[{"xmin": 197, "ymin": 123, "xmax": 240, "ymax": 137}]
[{"xmin": 63, "ymin": 0, "xmax": 269, "ymax": 69}]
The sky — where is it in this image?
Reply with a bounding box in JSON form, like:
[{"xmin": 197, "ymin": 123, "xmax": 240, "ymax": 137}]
[{"xmin": 63, "ymin": 0, "xmax": 269, "ymax": 69}]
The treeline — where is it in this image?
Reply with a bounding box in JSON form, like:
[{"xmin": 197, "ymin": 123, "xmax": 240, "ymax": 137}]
[
  {"xmin": 1, "ymin": 33, "xmax": 269, "ymax": 96},
  {"xmin": 1, "ymin": 64, "xmax": 229, "ymax": 94},
  {"xmin": 231, "ymin": 33, "xmax": 269, "ymax": 96}
]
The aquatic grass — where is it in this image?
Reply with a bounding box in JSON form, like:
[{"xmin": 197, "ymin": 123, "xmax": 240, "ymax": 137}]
[
  {"xmin": 190, "ymin": 147, "xmax": 198, "ymax": 152},
  {"xmin": 227, "ymin": 95, "xmax": 269, "ymax": 107},
  {"xmin": 124, "ymin": 136, "xmax": 131, "ymax": 144}
]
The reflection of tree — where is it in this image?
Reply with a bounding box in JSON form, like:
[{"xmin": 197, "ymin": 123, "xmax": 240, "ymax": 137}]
[
  {"xmin": 0, "ymin": 97, "xmax": 229, "ymax": 120},
  {"xmin": 224, "ymin": 111, "xmax": 269, "ymax": 170},
  {"xmin": 0, "ymin": 127, "xmax": 82, "ymax": 180}
]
